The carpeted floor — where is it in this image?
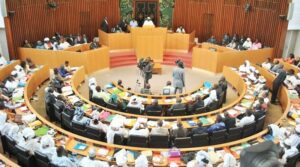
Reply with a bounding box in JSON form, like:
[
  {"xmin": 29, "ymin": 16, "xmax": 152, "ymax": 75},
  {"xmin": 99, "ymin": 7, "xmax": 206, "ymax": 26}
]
[{"xmin": 31, "ymin": 65, "xmax": 283, "ymax": 129}]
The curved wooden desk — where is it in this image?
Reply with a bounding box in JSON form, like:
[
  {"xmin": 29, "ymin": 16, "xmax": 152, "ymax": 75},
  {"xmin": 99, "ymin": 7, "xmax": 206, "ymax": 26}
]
[
  {"xmin": 72, "ymin": 66, "xmax": 247, "ymax": 122},
  {"xmin": 24, "ymin": 63, "xmax": 293, "ymax": 166},
  {"xmin": 0, "ymin": 61, "xmax": 22, "ymax": 167},
  {"xmin": 0, "ymin": 60, "xmax": 20, "ymax": 81},
  {"xmin": 0, "ymin": 153, "xmax": 20, "ymax": 167}
]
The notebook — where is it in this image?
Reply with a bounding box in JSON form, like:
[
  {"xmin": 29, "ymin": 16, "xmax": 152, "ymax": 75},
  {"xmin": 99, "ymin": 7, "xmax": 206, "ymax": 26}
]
[{"xmin": 73, "ymin": 143, "xmax": 87, "ymax": 151}]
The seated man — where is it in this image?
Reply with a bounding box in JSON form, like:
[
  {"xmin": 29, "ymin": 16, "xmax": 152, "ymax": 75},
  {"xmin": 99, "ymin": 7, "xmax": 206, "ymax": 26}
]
[
  {"xmin": 72, "ymin": 106, "xmax": 90, "ymax": 125},
  {"xmin": 162, "ymin": 81, "xmax": 175, "ymax": 95},
  {"xmin": 58, "ymin": 65, "xmax": 70, "ymax": 78},
  {"xmin": 89, "ymin": 38, "xmax": 100, "ymax": 50},
  {"xmin": 242, "ymin": 38, "xmax": 252, "ymax": 50},
  {"xmin": 284, "ymin": 69, "xmax": 300, "ymax": 89},
  {"xmin": 36, "ymin": 40, "xmax": 46, "ymax": 49},
  {"xmin": 89, "ymin": 119, "xmax": 108, "ymax": 133},
  {"xmin": 64, "ymin": 61, "xmax": 71, "ymax": 73},
  {"xmin": 51, "ymin": 146, "xmax": 76, "ymax": 167},
  {"xmin": 223, "ymin": 112, "xmax": 236, "ymax": 129},
  {"xmin": 58, "ymin": 37, "xmax": 71, "ymax": 50},
  {"xmin": 111, "ymin": 25, "xmax": 123, "ymax": 33},
  {"xmin": 253, "ymin": 104, "xmax": 266, "ymax": 121},
  {"xmin": 221, "ymin": 32, "xmax": 230, "ymax": 45},
  {"xmin": 127, "ymin": 96, "xmax": 144, "ymax": 113},
  {"xmin": 171, "ymin": 122, "xmax": 187, "ymax": 139},
  {"xmin": 188, "ymin": 122, "xmax": 207, "ymax": 137},
  {"xmin": 128, "ymin": 122, "xmax": 149, "ymax": 137},
  {"xmin": 262, "ymin": 58, "xmax": 272, "ymax": 70},
  {"xmin": 204, "ymin": 84, "xmax": 218, "ymax": 106},
  {"xmin": 207, "ymin": 35, "xmax": 217, "ymax": 44},
  {"xmin": 38, "ymin": 135, "xmax": 57, "ymax": 160},
  {"xmin": 130, "ymin": 19, "xmax": 138, "ymax": 28},
  {"xmin": 284, "ymin": 53, "xmax": 295, "ymax": 64},
  {"xmin": 143, "ymin": 17, "xmax": 154, "ymax": 27},
  {"xmin": 151, "ymin": 120, "xmax": 169, "ymax": 136},
  {"xmin": 235, "ymin": 109, "xmax": 255, "ymax": 127},
  {"xmin": 226, "ymin": 40, "xmax": 237, "ymax": 49},
  {"xmin": 140, "ymin": 83, "xmax": 152, "ymax": 94},
  {"xmin": 0, "ymin": 54, "xmax": 7, "ymax": 67},
  {"xmin": 207, "ymin": 115, "xmax": 226, "ymax": 133},
  {"xmin": 176, "ymin": 26, "xmax": 186, "ymax": 33},
  {"xmin": 80, "ymin": 148, "xmax": 109, "ymax": 167},
  {"xmin": 145, "ymin": 99, "xmax": 162, "ymax": 114},
  {"xmin": 92, "ymin": 86, "xmax": 110, "ymax": 103},
  {"xmin": 188, "ymin": 95, "xmax": 204, "ymax": 113},
  {"xmin": 167, "ymin": 97, "xmax": 186, "ymax": 115},
  {"xmin": 280, "ymin": 139, "xmax": 299, "ymax": 164}
]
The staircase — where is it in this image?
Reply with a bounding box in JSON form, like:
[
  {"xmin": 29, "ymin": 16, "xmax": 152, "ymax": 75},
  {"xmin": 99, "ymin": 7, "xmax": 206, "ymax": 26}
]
[
  {"xmin": 110, "ymin": 50, "xmax": 193, "ymax": 68},
  {"xmin": 162, "ymin": 51, "xmax": 193, "ymax": 68},
  {"xmin": 110, "ymin": 50, "xmax": 137, "ymax": 68}
]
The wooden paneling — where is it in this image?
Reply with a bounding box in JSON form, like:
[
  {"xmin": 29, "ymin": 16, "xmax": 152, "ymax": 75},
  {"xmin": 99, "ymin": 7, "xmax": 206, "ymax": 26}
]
[
  {"xmin": 6, "ymin": 0, "xmax": 120, "ymax": 59},
  {"xmin": 173, "ymin": 0, "xmax": 289, "ymax": 57}
]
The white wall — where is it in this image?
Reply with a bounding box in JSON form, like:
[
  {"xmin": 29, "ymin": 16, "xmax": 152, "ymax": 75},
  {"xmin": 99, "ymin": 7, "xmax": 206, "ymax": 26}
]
[
  {"xmin": 0, "ymin": 0, "xmax": 9, "ymax": 60},
  {"xmin": 288, "ymin": 0, "xmax": 300, "ymax": 30},
  {"xmin": 294, "ymin": 32, "xmax": 300, "ymax": 56}
]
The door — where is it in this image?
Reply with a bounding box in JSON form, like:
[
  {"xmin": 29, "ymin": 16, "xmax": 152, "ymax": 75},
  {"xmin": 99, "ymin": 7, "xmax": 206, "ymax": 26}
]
[{"xmin": 134, "ymin": 0, "xmax": 159, "ymax": 26}]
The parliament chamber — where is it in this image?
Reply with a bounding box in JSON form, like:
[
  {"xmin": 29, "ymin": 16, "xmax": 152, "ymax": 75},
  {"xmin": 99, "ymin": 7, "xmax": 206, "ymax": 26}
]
[{"xmin": 0, "ymin": 0, "xmax": 300, "ymax": 167}]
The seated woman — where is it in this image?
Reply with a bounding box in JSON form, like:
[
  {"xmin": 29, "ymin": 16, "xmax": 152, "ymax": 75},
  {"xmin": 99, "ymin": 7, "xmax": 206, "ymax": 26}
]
[
  {"xmin": 25, "ymin": 58, "xmax": 36, "ymax": 71},
  {"xmin": 72, "ymin": 105, "xmax": 90, "ymax": 125},
  {"xmin": 251, "ymin": 39, "xmax": 262, "ymax": 50}
]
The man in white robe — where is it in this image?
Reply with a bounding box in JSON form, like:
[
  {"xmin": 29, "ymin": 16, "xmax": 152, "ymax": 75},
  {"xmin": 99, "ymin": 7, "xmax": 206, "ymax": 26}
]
[{"xmin": 143, "ymin": 17, "xmax": 154, "ymax": 27}]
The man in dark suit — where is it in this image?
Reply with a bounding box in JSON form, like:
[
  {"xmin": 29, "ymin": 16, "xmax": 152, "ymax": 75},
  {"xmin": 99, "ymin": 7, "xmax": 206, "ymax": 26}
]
[
  {"xmin": 101, "ymin": 17, "xmax": 109, "ymax": 33},
  {"xmin": 168, "ymin": 97, "xmax": 186, "ymax": 115},
  {"xmin": 145, "ymin": 99, "xmax": 162, "ymax": 114},
  {"xmin": 253, "ymin": 104, "xmax": 266, "ymax": 121},
  {"xmin": 271, "ymin": 69, "xmax": 287, "ymax": 104},
  {"xmin": 188, "ymin": 95, "xmax": 204, "ymax": 114},
  {"xmin": 142, "ymin": 58, "xmax": 153, "ymax": 88},
  {"xmin": 188, "ymin": 122, "xmax": 207, "ymax": 137},
  {"xmin": 223, "ymin": 112, "xmax": 236, "ymax": 129}
]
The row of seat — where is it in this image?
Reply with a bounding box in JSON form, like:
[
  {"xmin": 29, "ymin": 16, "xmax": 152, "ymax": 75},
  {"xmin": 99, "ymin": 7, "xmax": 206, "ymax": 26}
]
[
  {"xmin": 49, "ymin": 100, "xmax": 266, "ymax": 148},
  {"xmin": 90, "ymin": 91, "xmax": 225, "ymax": 116},
  {"xmin": 0, "ymin": 134, "xmax": 59, "ymax": 167}
]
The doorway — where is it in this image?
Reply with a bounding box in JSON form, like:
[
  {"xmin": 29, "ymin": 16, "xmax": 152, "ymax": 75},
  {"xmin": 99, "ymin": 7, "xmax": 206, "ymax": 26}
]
[{"xmin": 134, "ymin": 0, "xmax": 159, "ymax": 26}]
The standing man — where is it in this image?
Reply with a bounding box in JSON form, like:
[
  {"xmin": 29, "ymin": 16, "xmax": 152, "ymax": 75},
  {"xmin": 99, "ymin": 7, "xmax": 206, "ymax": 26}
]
[
  {"xmin": 173, "ymin": 61, "xmax": 185, "ymax": 94},
  {"xmin": 143, "ymin": 58, "xmax": 153, "ymax": 88},
  {"xmin": 101, "ymin": 17, "xmax": 109, "ymax": 33},
  {"xmin": 271, "ymin": 69, "xmax": 287, "ymax": 104}
]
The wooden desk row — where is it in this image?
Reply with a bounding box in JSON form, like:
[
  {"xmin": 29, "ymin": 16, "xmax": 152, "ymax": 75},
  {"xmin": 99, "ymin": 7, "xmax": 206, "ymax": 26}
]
[
  {"xmin": 24, "ymin": 62, "xmax": 293, "ymax": 165},
  {"xmin": 279, "ymin": 60, "xmax": 300, "ymax": 73},
  {"xmin": 192, "ymin": 43, "xmax": 273, "ymax": 73},
  {"xmin": 0, "ymin": 60, "xmax": 20, "ymax": 81},
  {"xmin": 72, "ymin": 66, "xmax": 247, "ymax": 121},
  {"xmin": 18, "ymin": 44, "xmax": 109, "ymax": 75},
  {"xmin": 0, "ymin": 153, "xmax": 19, "ymax": 167}
]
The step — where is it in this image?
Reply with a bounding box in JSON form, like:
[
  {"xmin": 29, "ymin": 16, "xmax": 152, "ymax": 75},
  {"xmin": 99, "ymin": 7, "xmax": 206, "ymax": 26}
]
[
  {"xmin": 110, "ymin": 56, "xmax": 137, "ymax": 62},
  {"xmin": 110, "ymin": 60, "xmax": 137, "ymax": 68}
]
